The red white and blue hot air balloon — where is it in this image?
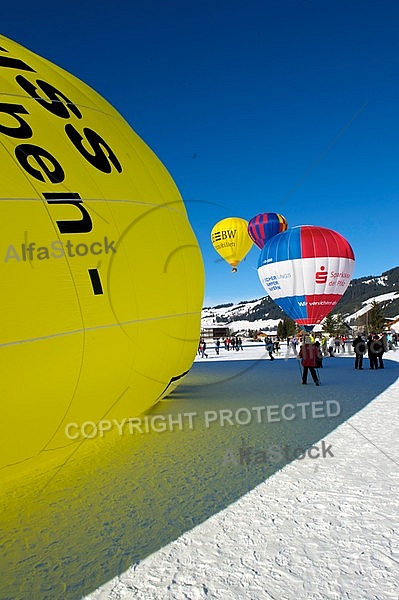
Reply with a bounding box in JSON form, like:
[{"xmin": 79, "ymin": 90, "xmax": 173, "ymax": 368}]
[
  {"xmin": 257, "ymin": 225, "xmax": 355, "ymax": 331},
  {"xmin": 248, "ymin": 212, "xmax": 288, "ymax": 249}
]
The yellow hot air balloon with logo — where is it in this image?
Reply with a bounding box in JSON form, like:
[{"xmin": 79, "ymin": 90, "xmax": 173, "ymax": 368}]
[
  {"xmin": 0, "ymin": 35, "xmax": 204, "ymax": 482},
  {"xmin": 211, "ymin": 217, "xmax": 253, "ymax": 272}
]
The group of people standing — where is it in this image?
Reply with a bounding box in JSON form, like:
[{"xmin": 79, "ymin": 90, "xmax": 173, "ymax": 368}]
[
  {"xmin": 198, "ymin": 332, "xmax": 391, "ymax": 380},
  {"xmin": 198, "ymin": 336, "xmax": 244, "ymax": 358},
  {"xmin": 352, "ymin": 333, "xmax": 387, "ymax": 370},
  {"xmin": 264, "ymin": 336, "xmax": 281, "ymax": 360},
  {"xmin": 223, "ymin": 336, "xmax": 243, "ymax": 351},
  {"xmin": 296, "ymin": 332, "xmax": 389, "ymax": 385}
]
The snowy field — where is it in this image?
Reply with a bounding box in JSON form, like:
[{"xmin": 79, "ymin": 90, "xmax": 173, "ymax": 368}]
[
  {"xmin": 2, "ymin": 344, "xmax": 399, "ymax": 600},
  {"xmin": 82, "ymin": 344, "xmax": 399, "ymax": 600}
]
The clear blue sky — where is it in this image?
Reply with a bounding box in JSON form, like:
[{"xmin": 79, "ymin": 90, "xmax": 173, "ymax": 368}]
[{"xmin": 3, "ymin": 1, "xmax": 399, "ymax": 306}]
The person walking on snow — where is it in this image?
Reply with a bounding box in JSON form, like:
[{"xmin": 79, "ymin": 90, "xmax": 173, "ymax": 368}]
[
  {"xmin": 328, "ymin": 335, "xmax": 335, "ymax": 357},
  {"xmin": 199, "ymin": 339, "xmax": 208, "ymax": 358},
  {"xmin": 265, "ymin": 337, "xmax": 275, "ymax": 360}
]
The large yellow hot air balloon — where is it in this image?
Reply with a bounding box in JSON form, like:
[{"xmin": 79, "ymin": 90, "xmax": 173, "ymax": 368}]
[
  {"xmin": 0, "ymin": 36, "xmax": 204, "ymax": 479},
  {"xmin": 211, "ymin": 217, "xmax": 253, "ymax": 272}
]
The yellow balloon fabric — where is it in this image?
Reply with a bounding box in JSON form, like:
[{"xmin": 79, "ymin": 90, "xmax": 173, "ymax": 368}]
[
  {"xmin": 0, "ymin": 36, "xmax": 204, "ymax": 476},
  {"xmin": 211, "ymin": 217, "xmax": 253, "ymax": 271}
]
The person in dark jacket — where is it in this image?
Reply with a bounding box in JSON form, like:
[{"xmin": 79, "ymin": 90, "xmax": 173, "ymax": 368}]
[
  {"xmin": 374, "ymin": 335, "xmax": 385, "ymax": 369},
  {"xmin": 265, "ymin": 337, "xmax": 275, "ymax": 360},
  {"xmin": 299, "ymin": 340, "xmax": 320, "ymax": 385},
  {"xmin": 314, "ymin": 340, "xmax": 323, "ymax": 368},
  {"xmin": 199, "ymin": 339, "xmax": 208, "ymax": 358},
  {"xmin": 367, "ymin": 334, "xmax": 378, "ymax": 369},
  {"xmin": 352, "ymin": 334, "xmax": 366, "ymax": 369}
]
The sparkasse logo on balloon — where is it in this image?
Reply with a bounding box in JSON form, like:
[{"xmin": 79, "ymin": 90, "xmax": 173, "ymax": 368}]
[{"xmin": 315, "ymin": 265, "xmax": 328, "ymax": 284}]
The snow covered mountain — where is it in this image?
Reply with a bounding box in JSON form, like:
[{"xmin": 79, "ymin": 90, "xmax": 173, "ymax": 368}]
[{"xmin": 202, "ymin": 266, "xmax": 399, "ymax": 333}]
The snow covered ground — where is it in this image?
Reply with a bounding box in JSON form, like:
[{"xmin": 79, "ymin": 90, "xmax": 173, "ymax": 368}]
[{"xmin": 81, "ymin": 343, "xmax": 399, "ymax": 600}]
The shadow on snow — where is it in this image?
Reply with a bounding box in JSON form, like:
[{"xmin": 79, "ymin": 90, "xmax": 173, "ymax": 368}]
[{"xmin": 1, "ymin": 356, "xmax": 398, "ymax": 599}]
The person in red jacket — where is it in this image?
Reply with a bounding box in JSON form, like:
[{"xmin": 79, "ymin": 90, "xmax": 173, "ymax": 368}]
[{"xmin": 299, "ymin": 339, "xmax": 320, "ymax": 385}]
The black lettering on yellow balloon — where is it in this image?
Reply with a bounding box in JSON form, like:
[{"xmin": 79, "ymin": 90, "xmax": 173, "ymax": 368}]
[
  {"xmin": 0, "ymin": 102, "xmax": 33, "ymax": 138},
  {"xmin": 15, "ymin": 144, "xmax": 64, "ymax": 183},
  {"xmin": 43, "ymin": 192, "xmax": 93, "ymax": 234},
  {"xmin": 15, "ymin": 76, "xmax": 83, "ymax": 120},
  {"xmin": 65, "ymin": 124, "xmax": 122, "ymax": 173},
  {"xmin": 0, "ymin": 54, "xmax": 35, "ymax": 72},
  {"xmin": 88, "ymin": 268, "xmax": 103, "ymax": 295}
]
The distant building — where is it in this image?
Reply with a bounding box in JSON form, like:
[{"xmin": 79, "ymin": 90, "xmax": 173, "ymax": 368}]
[
  {"xmin": 254, "ymin": 330, "xmax": 278, "ymax": 340},
  {"xmin": 201, "ymin": 326, "xmax": 230, "ymax": 341},
  {"xmin": 386, "ymin": 316, "xmax": 399, "ymax": 333}
]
